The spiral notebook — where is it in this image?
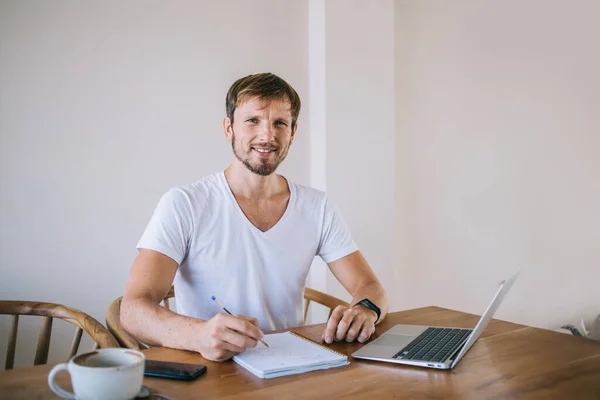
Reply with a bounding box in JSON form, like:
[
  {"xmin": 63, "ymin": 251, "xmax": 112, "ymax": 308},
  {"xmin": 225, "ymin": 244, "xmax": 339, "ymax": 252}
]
[{"xmin": 233, "ymin": 331, "xmax": 349, "ymax": 379}]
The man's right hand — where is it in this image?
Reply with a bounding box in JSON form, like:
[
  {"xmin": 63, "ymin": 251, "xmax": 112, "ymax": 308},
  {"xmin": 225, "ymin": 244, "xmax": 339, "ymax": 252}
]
[
  {"xmin": 194, "ymin": 313, "xmax": 265, "ymax": 362},
  {"xmin": 121, "ymin": 249, "xmax": 265, "ymax": 362}
]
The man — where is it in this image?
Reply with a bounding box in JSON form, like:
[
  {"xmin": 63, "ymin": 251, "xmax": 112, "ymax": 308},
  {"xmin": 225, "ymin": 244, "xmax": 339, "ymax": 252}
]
[{"xmin": 121, "ymin": 73, "xmax": 388, "ymax": 362}]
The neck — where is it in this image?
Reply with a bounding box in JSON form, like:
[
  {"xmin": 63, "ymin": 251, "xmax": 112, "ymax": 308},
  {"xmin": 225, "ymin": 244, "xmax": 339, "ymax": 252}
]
[{"xmin": 224, "ymin": 159, "xmax": 287, "ymax": 199}]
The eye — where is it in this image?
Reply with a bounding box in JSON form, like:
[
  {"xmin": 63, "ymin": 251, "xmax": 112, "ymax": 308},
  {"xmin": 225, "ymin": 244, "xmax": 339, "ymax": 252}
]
[
  {"xmin": 246, "ymin": 118, "xmax": 258, "ymax": 123},
  {"xmin": 274, "ymin": 121, "xmax": 288, "ymax": 127}
]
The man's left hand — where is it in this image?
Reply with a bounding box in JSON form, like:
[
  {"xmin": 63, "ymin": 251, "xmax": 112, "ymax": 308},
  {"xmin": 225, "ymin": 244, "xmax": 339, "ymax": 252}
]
[{"xmin": 321, "ymin": 304, "xmax": 377, "ymax": 344}]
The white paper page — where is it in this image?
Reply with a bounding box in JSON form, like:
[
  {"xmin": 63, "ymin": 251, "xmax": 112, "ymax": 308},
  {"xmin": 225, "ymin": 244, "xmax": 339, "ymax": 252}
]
[{"xmin": 233, "ymin": 332, "xmax": 346, "ymax": 374}]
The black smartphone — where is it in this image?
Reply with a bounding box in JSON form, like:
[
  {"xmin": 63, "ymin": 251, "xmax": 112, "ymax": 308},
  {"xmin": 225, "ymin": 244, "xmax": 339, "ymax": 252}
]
[{"xmin": 144, "ymin": 360, "xmax": 207, "ymax": 381}]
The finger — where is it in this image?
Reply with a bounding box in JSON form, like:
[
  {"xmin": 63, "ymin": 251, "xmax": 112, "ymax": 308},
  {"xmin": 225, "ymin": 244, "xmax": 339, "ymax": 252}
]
[
  {"xmin": 202, "ymin": 329, "xmax": 243, "ymax": 362},
  {"xmin": 220, "ymin": 328, "xmax": 258, "ymax": 350},
  {"xmin": 357, "ymin": 321, "xmax": 376, "ymax": 343},
  {"xmin": 344, "ymin": 317, "xmax": 364, "ymax": 342},
  {"xmin": 335, "ymin": 309, "xmax": 358, "ymax": 341},
  {"xmin": 219, "ymin": 314, "xmax": 264, "ymax": 341},
  {"xmin": 323, "ymin": 306, "xmax": 346, "ymax": 344},
  {"xmin": 214, "ymin": 334, "xmax": 245, "ymax": 354},
  {"xmin": 351, "ymin": 307, "xmax": 376, "ymax": 342},
  {"xmin": 204, "ymin": 348, "xmax": 236, "ymax": 362},
  {"xmin": 207, "ymin": 340, "xmax": 239, "ymax": 362},
  {"xmin": 236, "ymin": 314, "xmax": 260, "ymax": 327}
]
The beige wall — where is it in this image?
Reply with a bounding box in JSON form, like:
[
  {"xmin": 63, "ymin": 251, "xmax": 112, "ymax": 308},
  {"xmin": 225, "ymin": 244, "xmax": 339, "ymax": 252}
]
[
  {"xmin": 395, "ymin": 0, "xmax": 600, "ymax": 329},
  {"xmin": 0, "ymin": 0, "xmax": 309, "ymax": 368},
  {"xmin": 320, "ymin": 0, "xmax": 399, "ymax": 307},
  {"xmin": 2, "ymin": 0, "xmax": 599, "ymax": 372}
]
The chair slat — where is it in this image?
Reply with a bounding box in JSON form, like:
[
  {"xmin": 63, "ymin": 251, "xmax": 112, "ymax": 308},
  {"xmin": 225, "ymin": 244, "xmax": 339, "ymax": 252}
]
[
  {"xmin": 303, "ymin": 300, "xmax": 311, "ymax": 323},
  {"xmin": 5, "ymin": 314, "xmax": 19, "ymax": 370},
  {"xmin": 34, "ymin": 316, "xmax": 53, "ymax": 365},
  {"xmin": 1, "ymin": 300, "xmax": 119, "ymax": 368},
  {"xmin": 302, "ymin": 288, "xmax": 349, "ymax": 324},
  {"xmin": 69, "ymin": 327, "xmax": 83, "ymax": 358}
]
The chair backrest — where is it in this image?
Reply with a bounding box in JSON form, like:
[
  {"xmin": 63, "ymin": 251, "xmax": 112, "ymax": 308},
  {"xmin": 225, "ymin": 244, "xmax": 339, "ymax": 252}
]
[
  {"xmin": 303, "ymin": 287, "xmax": 349, "ymax": 323},
  {"xmin": 0, "ymin": 301, "xmax": 119, "ymax": 370},
  {"xmin": 107, "ymin": 287, "xmax": 348, "ymax": 349},
  {"xmin": 106, "ymin": 287, "xmax": 175, "ymax": 351}
]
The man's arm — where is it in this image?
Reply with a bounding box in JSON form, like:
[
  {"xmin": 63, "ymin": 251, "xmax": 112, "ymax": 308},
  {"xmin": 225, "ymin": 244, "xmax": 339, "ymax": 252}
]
[
  {"xmin": 120, "ymin": 249, "xmax": 265, "ymax": 361},
  {"xmin": 320, "ymin": 250, "xmax": 388, "ymax": 344}
]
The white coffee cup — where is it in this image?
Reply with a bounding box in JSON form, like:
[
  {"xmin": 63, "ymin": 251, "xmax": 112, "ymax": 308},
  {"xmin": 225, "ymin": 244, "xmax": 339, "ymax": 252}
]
[{"xmin": 48, "ymin": 348, "xmax": 145, "ymax": 400}]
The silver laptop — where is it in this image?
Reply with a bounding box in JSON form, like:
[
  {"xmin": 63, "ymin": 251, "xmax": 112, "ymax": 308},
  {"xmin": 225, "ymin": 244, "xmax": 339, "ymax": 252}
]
[{"xmin": 352, "ymin": 271, "xmax": 520, "ymax": 370}]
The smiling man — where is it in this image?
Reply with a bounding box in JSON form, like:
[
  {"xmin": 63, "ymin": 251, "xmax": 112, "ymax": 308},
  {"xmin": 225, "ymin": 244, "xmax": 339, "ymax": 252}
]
[{"xmin": 120, "ymin": 73, "xmax": 388, "ymax": 362}]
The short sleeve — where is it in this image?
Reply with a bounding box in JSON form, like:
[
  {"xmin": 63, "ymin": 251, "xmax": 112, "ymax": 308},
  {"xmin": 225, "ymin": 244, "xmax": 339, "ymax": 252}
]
[
  {"xmin": 137, "ymin": 188, "xmax": 193, "ymax": 265},
  {"xmin": 317, "ymin": 197, "xmax": 359, "ymax": 263}
]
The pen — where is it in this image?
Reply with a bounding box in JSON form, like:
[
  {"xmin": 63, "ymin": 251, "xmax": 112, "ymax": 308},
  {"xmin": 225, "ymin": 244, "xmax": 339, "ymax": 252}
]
[{"xmin": 211, "ymin": 296, "xmax": 270, "ymax": 348}]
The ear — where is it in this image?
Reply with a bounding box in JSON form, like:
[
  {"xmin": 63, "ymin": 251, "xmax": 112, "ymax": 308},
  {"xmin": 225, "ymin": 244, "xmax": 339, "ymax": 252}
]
[
  {"xmin": 290, "ymin": 122, "xmax": 298, "ymax": 145},
  {"xmin": 223, "ymin": 116, "xmax": 233, "ymax": 143}
]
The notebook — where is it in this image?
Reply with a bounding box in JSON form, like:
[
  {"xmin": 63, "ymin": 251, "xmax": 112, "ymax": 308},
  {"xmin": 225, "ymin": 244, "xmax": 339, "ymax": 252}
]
[{"xmin": 232, "ymin": 331, "xmax": 349, "ymax": 379}]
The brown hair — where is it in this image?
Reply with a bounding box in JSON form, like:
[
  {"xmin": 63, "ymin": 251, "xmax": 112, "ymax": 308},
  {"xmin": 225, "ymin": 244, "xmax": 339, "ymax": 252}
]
[{"xmin": 226, "ymin": 73, "xmax": 301, "ymax": 129}]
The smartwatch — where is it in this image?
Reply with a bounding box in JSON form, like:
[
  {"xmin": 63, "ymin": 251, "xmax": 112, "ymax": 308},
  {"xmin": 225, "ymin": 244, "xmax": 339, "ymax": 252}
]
[{"xmin": 353, "ymin": 298, "xmax": 381, "ymax": 323}]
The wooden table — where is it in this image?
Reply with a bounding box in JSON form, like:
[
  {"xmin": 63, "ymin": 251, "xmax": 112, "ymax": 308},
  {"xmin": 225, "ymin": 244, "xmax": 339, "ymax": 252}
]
[{"xmin": 1, "ymin": 306, "xmax": 600, "ymax": 399}]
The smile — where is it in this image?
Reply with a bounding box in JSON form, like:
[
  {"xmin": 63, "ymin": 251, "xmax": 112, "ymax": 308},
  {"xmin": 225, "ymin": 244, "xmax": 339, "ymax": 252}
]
[{"xmin": 252, "ymin": 147, "xmax": 277, "ymax": 156}]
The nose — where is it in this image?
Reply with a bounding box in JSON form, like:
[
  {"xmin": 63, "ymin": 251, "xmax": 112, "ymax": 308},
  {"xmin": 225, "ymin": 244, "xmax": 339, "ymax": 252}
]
[{"xmin": 257, "ymin": 122, "xmax": 275, "ymax": 142}]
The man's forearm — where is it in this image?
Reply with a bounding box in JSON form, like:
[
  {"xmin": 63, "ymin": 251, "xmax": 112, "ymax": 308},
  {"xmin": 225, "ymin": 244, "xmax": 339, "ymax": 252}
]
[
  {"xmin": 350, "ymin": 281, "xmax": 389, "ymax": 324},
  {"xmin": 120, "ymin": 297, "xmax": 205, "ymax": 350}
]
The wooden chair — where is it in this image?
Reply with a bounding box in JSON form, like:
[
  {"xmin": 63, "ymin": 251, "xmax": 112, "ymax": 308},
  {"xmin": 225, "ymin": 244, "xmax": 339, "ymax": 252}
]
[
  {"xmin": 106, "ymin": 287, "xmax": 349, "ymax": 350},
  {"xmin": 0, "ymin": 301, "xmax": 119, "ymax": 370},
  {"xmin": 303, "ymin": 287, "xmax": 349, "ymax": 323},
  {"xmin": 105, "ymin": 286, "xmax": 175, "ymax": 350}
]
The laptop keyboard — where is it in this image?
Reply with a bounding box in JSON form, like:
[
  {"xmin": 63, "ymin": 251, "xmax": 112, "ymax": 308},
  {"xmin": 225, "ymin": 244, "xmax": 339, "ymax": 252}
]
[{"xmin": 393, "ymin": 327, "xmax": 472, "ymax": 362}]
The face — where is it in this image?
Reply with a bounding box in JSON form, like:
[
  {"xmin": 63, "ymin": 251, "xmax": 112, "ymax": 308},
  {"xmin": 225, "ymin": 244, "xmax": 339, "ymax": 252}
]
[{"xmin": 224, "ymin": 97, "xmax": 297, "ymax": 176}]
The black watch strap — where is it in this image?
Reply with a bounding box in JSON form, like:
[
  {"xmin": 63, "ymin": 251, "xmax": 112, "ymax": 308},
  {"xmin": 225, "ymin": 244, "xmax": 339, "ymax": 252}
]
[{"xmin": 353, "ymin": 298, "xmax": 381, "ymax": 323}]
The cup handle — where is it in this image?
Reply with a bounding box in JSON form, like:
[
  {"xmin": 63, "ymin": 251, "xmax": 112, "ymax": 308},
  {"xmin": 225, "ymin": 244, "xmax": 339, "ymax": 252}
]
[{"xmin": 48, "ymin": 363, "xmax": 76, "ymax": 400}]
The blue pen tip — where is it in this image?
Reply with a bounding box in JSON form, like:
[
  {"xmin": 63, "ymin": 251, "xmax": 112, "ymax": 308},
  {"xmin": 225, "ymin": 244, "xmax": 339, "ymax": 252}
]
[{"xmin": 211, "ymin": 296, "xmax": 216, "ymax": 301}]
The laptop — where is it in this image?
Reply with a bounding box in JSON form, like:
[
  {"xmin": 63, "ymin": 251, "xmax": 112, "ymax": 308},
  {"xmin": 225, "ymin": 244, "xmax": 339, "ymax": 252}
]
[{"xmin": 352, "ymin": 271, "xmax": 520, "ymax": 370}]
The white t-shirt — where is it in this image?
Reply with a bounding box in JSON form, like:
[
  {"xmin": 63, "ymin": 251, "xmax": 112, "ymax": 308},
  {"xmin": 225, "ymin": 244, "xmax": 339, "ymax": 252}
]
[{"xmin": 137, "ymin": 171, "xmax": 358, "ymax": 331}]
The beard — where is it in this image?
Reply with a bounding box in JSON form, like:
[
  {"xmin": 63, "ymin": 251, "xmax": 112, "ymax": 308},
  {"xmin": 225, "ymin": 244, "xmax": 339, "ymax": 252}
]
[{"xmin": 231, "ymin": 130, "xmax": 288, "ymax": 176}]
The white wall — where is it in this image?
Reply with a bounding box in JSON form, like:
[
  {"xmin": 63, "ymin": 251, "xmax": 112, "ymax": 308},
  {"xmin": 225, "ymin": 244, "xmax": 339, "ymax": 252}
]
[
  {"xmin": 3, "ymin": 0, "xmax": 599, "ymax": 371},
  {"xmin": 305, "ymin": 0, "xmax": 330, "ymax": 324},
  {"xmin": 395, "ymin": 0, "xmax": 600, "ymax": 329},
  {"xmin": 305, "ymin": 0, "xmax": 398, "ymax": 320},
  {"xmin": 323, "ymin": 0, "xmax": 399, "ymax": 305},
  {"xmin": 0, "ymin": 0, "xmax": 309, "ymax": 368}
]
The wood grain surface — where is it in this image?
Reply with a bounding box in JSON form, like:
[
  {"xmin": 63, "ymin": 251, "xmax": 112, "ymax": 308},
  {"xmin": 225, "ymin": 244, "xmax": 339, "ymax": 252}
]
[{"xmin": 1, "ymin": 306, "xmax": 599, "ymax": 399}]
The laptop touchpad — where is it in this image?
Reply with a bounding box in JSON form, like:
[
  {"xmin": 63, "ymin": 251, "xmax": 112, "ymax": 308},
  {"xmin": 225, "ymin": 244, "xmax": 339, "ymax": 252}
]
[{"xmin": 372, "ymin": 333, "xmax": 415, "ymax": 348}]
